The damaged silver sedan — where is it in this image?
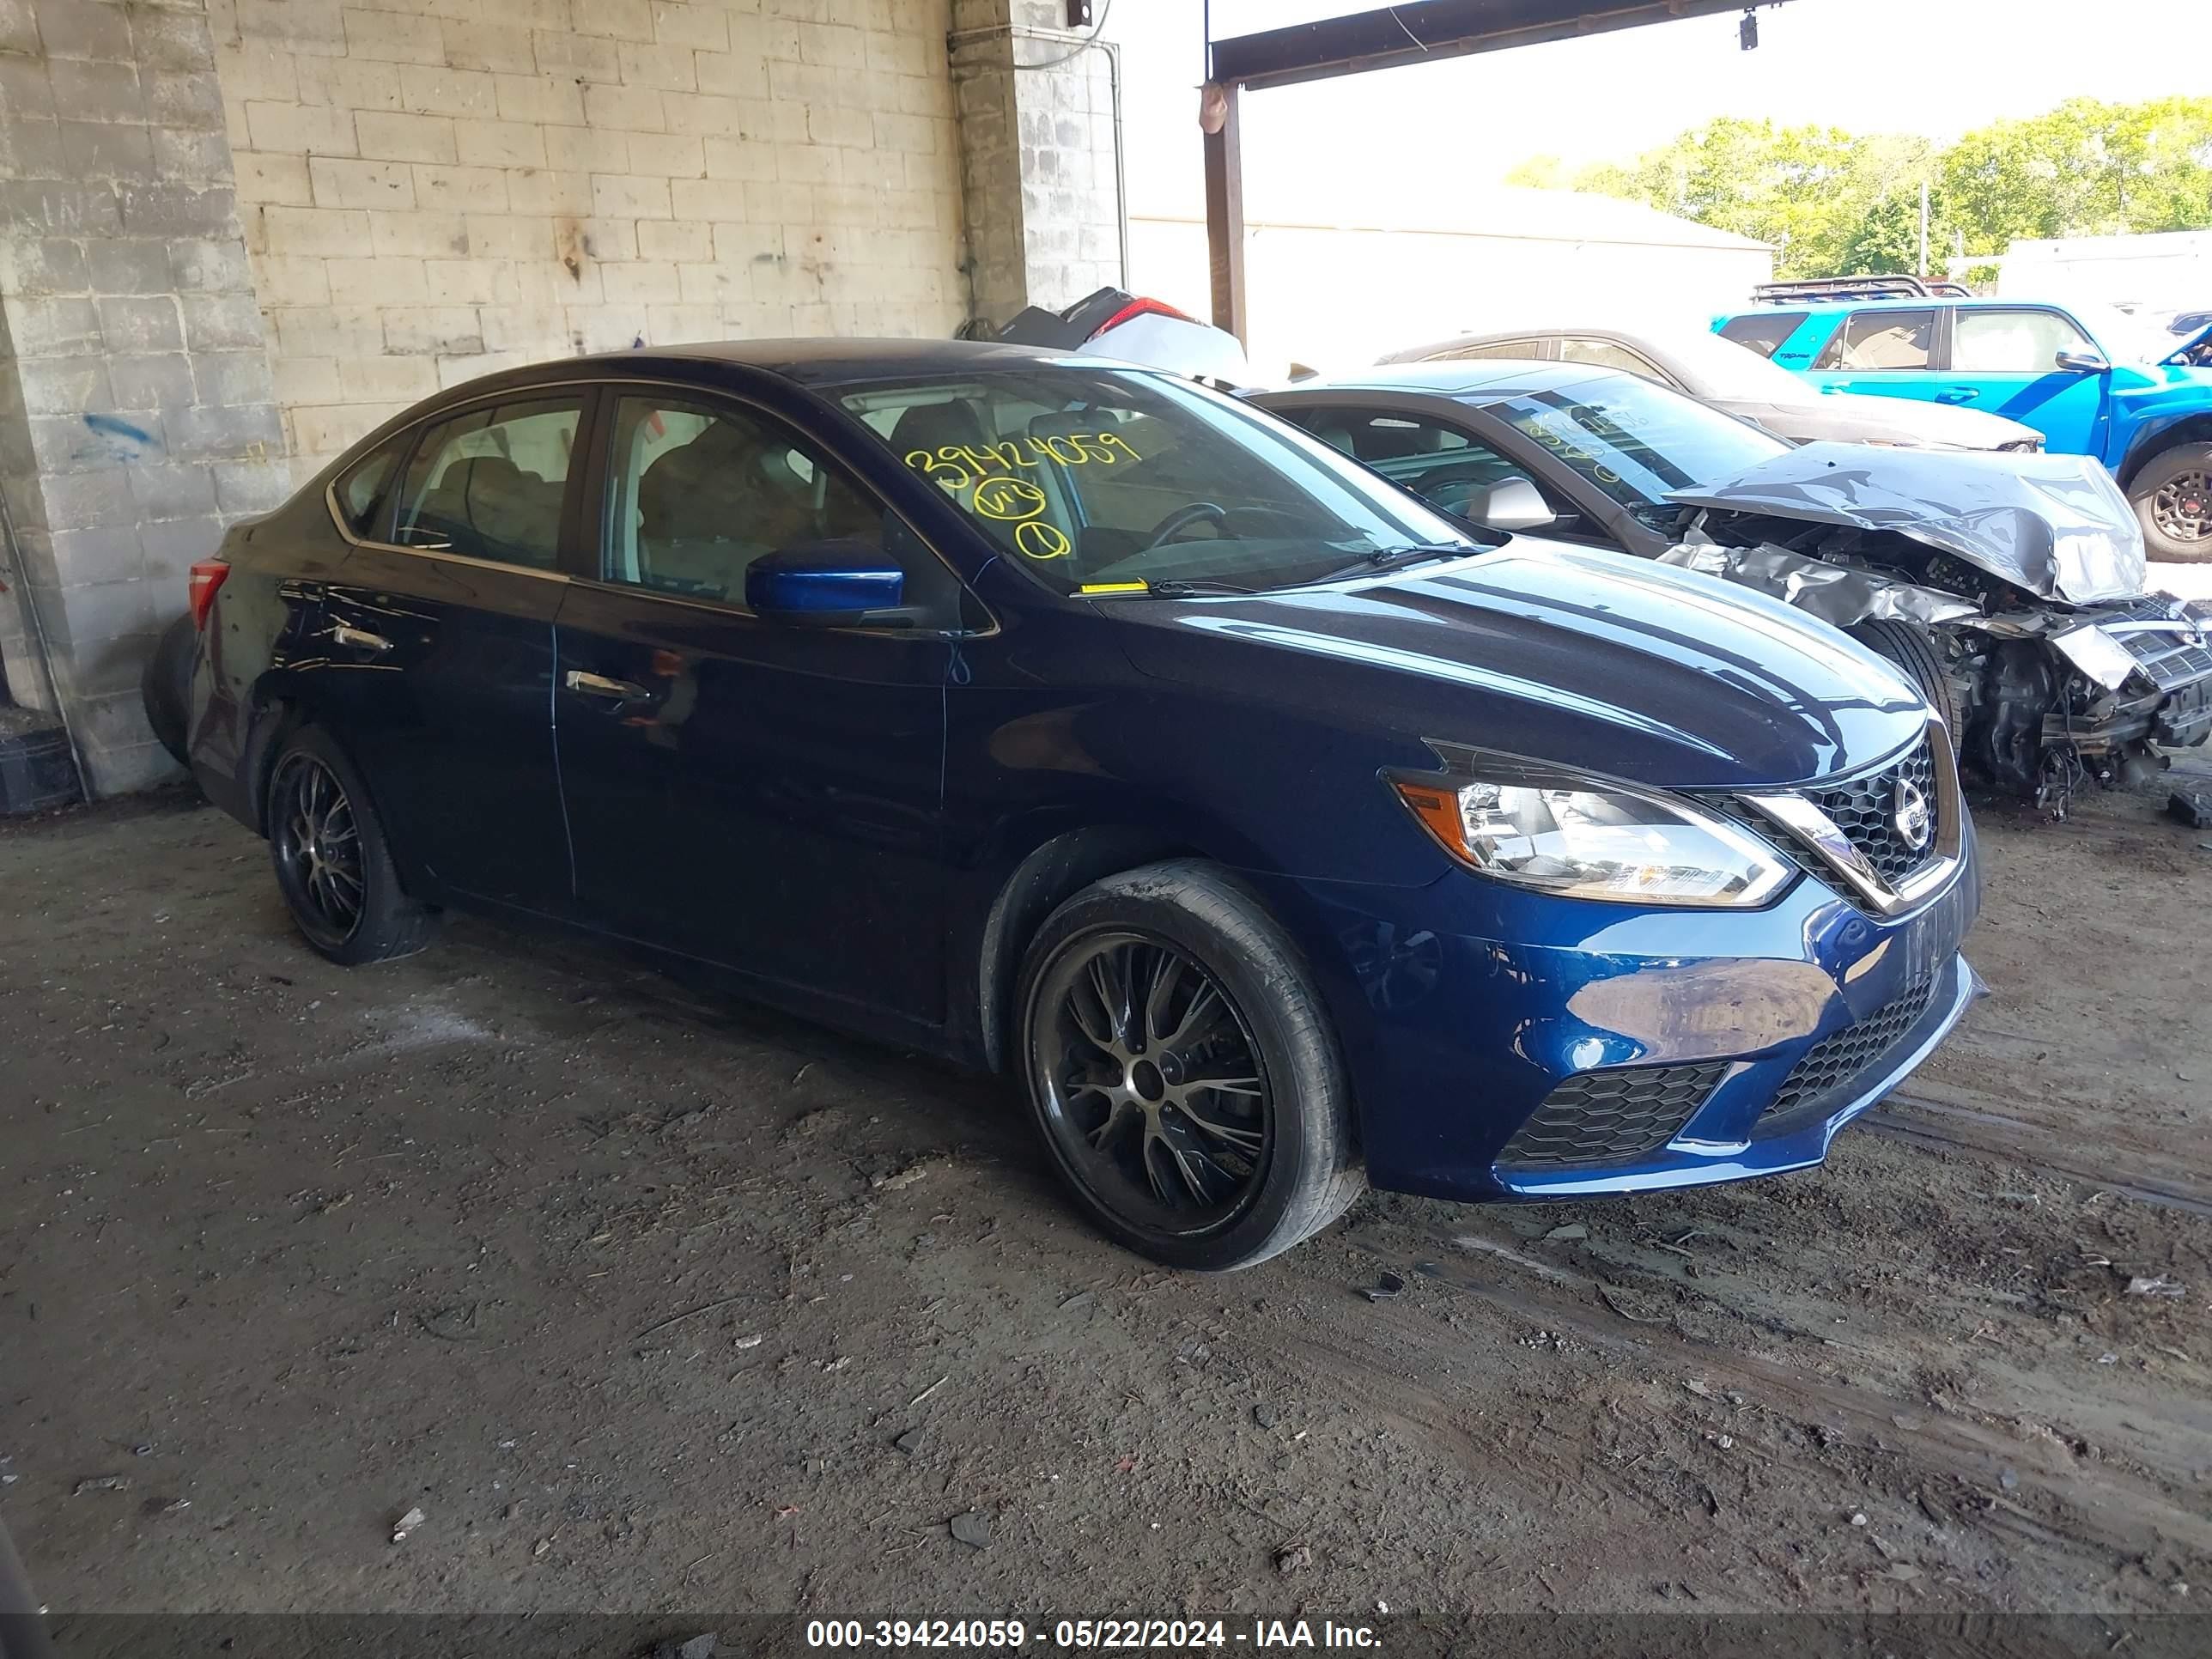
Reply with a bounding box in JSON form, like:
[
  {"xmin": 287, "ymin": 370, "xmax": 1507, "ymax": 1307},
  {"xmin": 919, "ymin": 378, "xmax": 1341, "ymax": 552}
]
[{"xmin": 1255, "ymin": 361, "xmax": 2212, "ymax": 809}]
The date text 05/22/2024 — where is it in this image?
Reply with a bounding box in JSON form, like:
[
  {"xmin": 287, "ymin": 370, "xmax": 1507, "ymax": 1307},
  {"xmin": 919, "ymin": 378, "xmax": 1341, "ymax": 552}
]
[{"xmin": 804, "ymin": 1620, "xmax": 1383, "ymax": 1650}]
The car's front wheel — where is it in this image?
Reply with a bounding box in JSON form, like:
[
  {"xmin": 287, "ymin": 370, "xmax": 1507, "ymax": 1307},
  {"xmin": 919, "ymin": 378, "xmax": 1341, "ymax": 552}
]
[
  {"xmin": 1849, "ymin": 618, "xmax": 1957, "ymax": 730},
  {"xmin": 1015, "ymin": 860, "xmax": 1364, "ymax": 1271},
  {"xmin": 2131, "ymin": 442, "xmax": 2212, "ymax": 562},
  {"xmin": 265, "ymin": 726, "xmax": 435, "ymax": 965}
]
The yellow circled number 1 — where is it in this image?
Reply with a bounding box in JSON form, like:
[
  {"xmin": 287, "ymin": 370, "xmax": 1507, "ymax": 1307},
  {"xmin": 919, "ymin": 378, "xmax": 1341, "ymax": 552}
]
[{"xmin": 1013, "ymin": 520, "xmax": 1073, "ymax": 561}]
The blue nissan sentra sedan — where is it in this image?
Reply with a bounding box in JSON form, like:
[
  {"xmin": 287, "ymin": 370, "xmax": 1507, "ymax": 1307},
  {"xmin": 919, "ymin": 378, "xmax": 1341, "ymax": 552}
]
[{"xmin": 182, "ymin": 340, "xmax": 1978, "ymax": 1270}]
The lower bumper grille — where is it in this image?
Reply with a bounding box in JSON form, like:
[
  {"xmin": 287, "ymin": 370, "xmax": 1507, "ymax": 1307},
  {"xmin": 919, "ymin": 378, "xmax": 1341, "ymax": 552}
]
[
  {"xmin": 1497, "ymin": 1061, "xmax": 1729, "ymax": 1170},
  {"xmin": 1759, "ymin": 971, "xmax": 1941, "ymax": 1127}
]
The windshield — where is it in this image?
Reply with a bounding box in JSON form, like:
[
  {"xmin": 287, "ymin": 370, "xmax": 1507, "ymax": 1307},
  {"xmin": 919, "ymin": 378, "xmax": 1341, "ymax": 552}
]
[
  {"xmin": 1492, "ymin": 374, "xmax": 1790, "ymax": 516},
  {"xmin": 836, "ymin": 366, "xmax": 1482, "ymax": 595},
  {"xmin": 1656, "ymin": 327, "xmax": 1824, "ymax": 404},
  {"xmin": 2060, "ymin": 298, "xmax": 2185, "ymax": 365}
]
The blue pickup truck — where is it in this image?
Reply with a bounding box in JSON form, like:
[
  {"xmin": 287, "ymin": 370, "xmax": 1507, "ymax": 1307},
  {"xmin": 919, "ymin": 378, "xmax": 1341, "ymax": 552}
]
[{"xmin": 1716, "ymin": 279, "xmax": 2212, "ymax": 562}]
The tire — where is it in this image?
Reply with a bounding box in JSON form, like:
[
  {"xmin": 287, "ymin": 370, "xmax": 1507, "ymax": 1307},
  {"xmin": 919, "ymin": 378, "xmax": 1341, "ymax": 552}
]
[
  {"xmin": 140, "ymin": 612, "xmax": 196, "ymax": 767},
  {"xmin": 2130, "ymin": 442, "xmax": 2212, "ymax": 562},
  {"xmin": 264, "ymin": 725, "xmax": 436, "ymax": 966},
  {"xmin": 1850, "ymin": 618, "xmax": 1957, "ymax": 731},
  {"xmin": 1014, "ymin": 859, "xmax": 1364, "ymax": 1271}
]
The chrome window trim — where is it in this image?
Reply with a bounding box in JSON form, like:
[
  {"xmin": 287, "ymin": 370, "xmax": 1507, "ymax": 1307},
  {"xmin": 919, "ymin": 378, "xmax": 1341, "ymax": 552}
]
[{"xmin": 1738, "ymin": 717, "xmax": 1963, "ymax": 918}]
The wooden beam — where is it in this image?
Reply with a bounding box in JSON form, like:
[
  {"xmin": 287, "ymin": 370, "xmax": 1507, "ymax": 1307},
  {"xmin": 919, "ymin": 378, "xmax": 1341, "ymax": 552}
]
[{"xmin": 1201, "ymin": 80, "xmax": 1246, "ymax": 345}]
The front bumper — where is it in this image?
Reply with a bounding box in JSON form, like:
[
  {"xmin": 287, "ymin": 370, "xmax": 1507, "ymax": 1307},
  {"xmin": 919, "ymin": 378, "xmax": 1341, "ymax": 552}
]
[{"xmin": 1254, "ymin": 817, "xmax": 1980, "ymax": 1205}]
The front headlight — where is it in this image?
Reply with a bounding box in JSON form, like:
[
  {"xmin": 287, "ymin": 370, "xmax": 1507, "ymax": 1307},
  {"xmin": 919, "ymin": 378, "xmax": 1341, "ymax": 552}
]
[{"xmin": 1386, "ymin": 749, "xmax": 1793, "ymax": 908}]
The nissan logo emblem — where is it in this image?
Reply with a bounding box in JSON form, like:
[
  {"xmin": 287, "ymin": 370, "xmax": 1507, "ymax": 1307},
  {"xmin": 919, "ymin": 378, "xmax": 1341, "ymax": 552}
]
[{"xmin": 1894, "ymin": 779, "xmax": 1933, "ymax": 853}]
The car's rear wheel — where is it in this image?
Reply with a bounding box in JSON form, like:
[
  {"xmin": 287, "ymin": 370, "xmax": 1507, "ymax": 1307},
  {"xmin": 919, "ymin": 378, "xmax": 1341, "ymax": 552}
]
[
  {"xmin": 1849, "ymin": 619, "xmax": 1957, "ymax": 730},
  {"xmin": 266, "ymin": 726, "xmax": 435, "ymax": 965},
  {"xmin": 1016, "ymin": 860, "xmax": 1363, "ymax": 1271},
  {"xmin": 2131, "ymin": 442, "xmax": 2212, "ymax": 562}
]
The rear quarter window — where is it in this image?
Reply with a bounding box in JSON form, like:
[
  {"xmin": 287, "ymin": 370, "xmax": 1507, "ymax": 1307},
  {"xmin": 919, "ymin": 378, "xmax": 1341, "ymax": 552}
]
[
  {"xmin": 1717, "ymin": 313, "xmax": 1802, "ymax": 360},
  {"xmin": 332, "ymin": 434, "xmax": 408, "ymax": 538}
]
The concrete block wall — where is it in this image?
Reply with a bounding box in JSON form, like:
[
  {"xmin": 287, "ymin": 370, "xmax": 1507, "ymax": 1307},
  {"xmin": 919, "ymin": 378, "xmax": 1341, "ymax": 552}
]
[
  {"xmin": 212, "ymin": 0, "xmax": 969, "ymax": 477},
  {"xmin": 949, "ymin": 0, "xmax": 1118, "ymax": 327},
  {"xmin": 0, "ymin": 0, "xmax": 283, "ymax": 792}
]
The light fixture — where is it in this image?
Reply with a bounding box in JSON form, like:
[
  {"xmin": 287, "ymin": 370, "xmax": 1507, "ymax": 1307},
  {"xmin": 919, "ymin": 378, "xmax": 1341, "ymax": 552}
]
[{"xmin": 1740, "ymin": 8, "xmax": 1759, "ymax": 50}]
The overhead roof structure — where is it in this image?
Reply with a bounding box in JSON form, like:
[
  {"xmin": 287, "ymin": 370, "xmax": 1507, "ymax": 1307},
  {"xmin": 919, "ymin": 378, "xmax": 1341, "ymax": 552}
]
[{"xmin": 1201, "ymin": 0, "xmax": 1796, "ymax": 338}]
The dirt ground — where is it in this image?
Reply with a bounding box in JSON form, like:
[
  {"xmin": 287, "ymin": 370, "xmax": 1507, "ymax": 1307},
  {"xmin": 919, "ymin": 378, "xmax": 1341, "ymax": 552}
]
[{"xmin": 2, "ymin": 769, "xmax": 2209, "ymax": 1622}]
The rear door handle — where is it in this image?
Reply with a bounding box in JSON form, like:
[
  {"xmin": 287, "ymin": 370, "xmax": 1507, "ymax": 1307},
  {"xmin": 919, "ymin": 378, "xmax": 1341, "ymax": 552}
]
[
  {"xmin": 1935, "ymin": 387, "xmax": 1980, "ymax": 403},
  {"xmin": 564, "ymin": 670, "xmax": 653, "ymax": 702},
  {"xmin": 329, "ymin": 623, "xmax": 393, "ymax": 653}
]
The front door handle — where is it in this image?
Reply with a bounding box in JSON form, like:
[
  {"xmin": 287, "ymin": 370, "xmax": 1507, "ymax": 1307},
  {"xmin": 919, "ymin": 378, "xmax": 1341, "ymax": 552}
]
[
  {"xmin": 1936, "ymin": 387, "xmax": 1980, "ymax": 404},
  {"xmin": 564, "ymin": 670, "xmax": 653, "ymax": 702},
  {"xmin": 329, "ymin": 623, "xmax": 393, "ymax": 653}
]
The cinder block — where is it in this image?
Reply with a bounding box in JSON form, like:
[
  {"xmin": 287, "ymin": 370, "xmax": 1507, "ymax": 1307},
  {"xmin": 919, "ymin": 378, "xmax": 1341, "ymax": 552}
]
[
  {"xmin": 504, "ymin": 166, "xmax": 592, "ymax": 216},
  {"xmin": 651, "ymin": 4, "xmax": 728, "ymax": 52},
  {"xmin": 643, "ymin": 301, "xmax": 718, "ymax": 342},
  {"xmin": 106, "ymin": 352, "xmax": 196, "ymax": 410},
  {"xmin": 270, "ymin": 305, "xmax": 386, "ymax": 360},
  {"xmin": 47, "ymin": 525, "xmax": 145, "ymax": 587},
  {"xmin": 118, "ymin": 182, "xmax": 240, "ymax": 239},
  {"xmin": 661, "ymin": 90, "xmax": 745, "ymax": 137},
  {"xmin": 169, "ymin": 239, "xmax": 257, "ymax": 295},
  {"xmin": 252, "ymin": 253, "xmax": 333, "ymax": 307},
  {"xmin": 245, "ymin": 100, "xmax": 357, "ymax": 156},
  {"xmin": 574, "ymin": 0, "xmax": 654, "ymax": 44},
  {"xmin": 599, "ymin": 260, "xmax": 679, "ymax": 306},
  {"xmin": 545, "ymin": 124, "xmax": 629, "ymax": 174},
  {"xmin": 47, "ymin": 57, "xmax": 143, "ymax": 125},
  {"xmin": 182, "ymin": 294, "xmax": 272, "ymax": 352},
  {"xmin": 40, "ymin": 469, "xmax": 137, "ymax": 532},
  {"xmin": 326, "ymin": 254, "xmax": 430, "ymax": 306},
  {"xmin": 636, "ymin": 218, "xmax": 711, "ymax": 263},
  {"xmin": 340, "ymin": 7, "xmax": 447, "ymax": 66},
  {"xmin": 583, "ymin": 81, "xmax": 665, "ymax": 131},
  {"xmin": 627, "ymin": 130, "xmax": 703, "ymax": 177},
  {"xmin": 728, "ymin": 14, "xmax": 800, "ymax": 64},
  {"xmin": 412, "ymin": 163, "xmax": 508, "ymax": 213},
  {"xmin": 454, "ymin": 118, "xmax": 546, "ymax": 169},
  {"xmin": 295, "ymin": 53, "xmax": 404, "ymax": 112},
  {"xmin": 309, "ymin": 154, "xmax": 417, "ymax": 210},
  {"xmin": 86, "ymin": 237, "xmax": 173, "ymax": 296},
  {"xmin": 478, "ymin": 303, "xmax": 564, "ymax": 352},
  {"xmin": 805, "ymin": 104, "xmax": 872, "ymax": 149},
  {"xmin": 154, "ymin": 127, "xmax": 235, "ymax": 186},
  {"xmin": 693, "ymin": 49, "xmax": 768, "ymax": 100},
  {"xmin": 211, "ymin": 459, "xmax": 295, "ymax": 515},
  {"xmin": 166, "ymin": 399, "xmax": 285, "ymax": 463},
  {"xmin": 270, "ymin": 353, "xmax": 343, "ymax": 404},
  {"xmin": 618, "ymin": 40, "xmax": 696, "ymax": 91},
  {"xmin": 494, "ymin": 71, "xmax": 584, "ymax": 126},
  {"xmin": 138, "ymin": 515, "xmax": 227, "ymax": 583},
  {"xmin": 368, "ymin": 208, "xmax": 470, "ymax": 258},
  {"xmin": 357, "ymin": 110, "xmax": 458, "ymax": 165},
  {"xmin": 130, "ymin": 463, "xmax": 221, "ymax": 523},
  {"xmin": 133, "ymin": 7, "xmax": 221, "ymax": 75},
  {"xmin": 59, "ymin": 119, "xmax": 155, "ymax": 182},
  {"xmin": 216, "ymin": 42, "xmax": 300, "ymax": 106},
  {"xmin": 97, "ymin": 295, "xmax": 185, "ymax": 354},
  {"xmin": 149, "ymin": 70, "xmax": 226, "ymax": 133},
  {"xmin": 191, "ymin": 349, "xmax": 279, "ymax": 410},
  {"xmin": 461, "ymin": 211, "xmax": 542, "ymax": 258},
  {"xmin": 399, "ymin": 64, "xmax": 499, "ymax": 118},
  {"xmin": 530, "ymin": 30, "xmax": 620, "ymax": 83},
  {"xmin": 441, "ymin": 20, "xmax": 538, "ymax": 74},
  {"xmin": 797, "ymin": 22, "xmax": 866, "ymax": 72},
  {"xmin": 702, "ymin": 134, "xmax": 776, "ymax": 182},
  {"xmin": 591, "ymin": 173, "xmax": 671, "ymax": 219},
  {"xmin": 423, "ymin": 257, "xmax": 507, "ymax": 305},
  {"xmin": 261, "ymin": 204, "xmax": 372, "ymax": 258},
  {"xmin": 338, "ymin": 353, "xmax": 441, "ymax": 403},
  {"xmin": 382, "ymin": 306, "xmax": 484, "ymax": 356},
  {"xmin": 234, "ymin": 151, "xmax": 314, "ymax": 206},
  {"xmin": 15, "ymin": 356, "xmax": 110, "ymax": 416},
  {"xmin": 36, "ymin": 0, "xmax": 135, "ymax": 64},
  {"xmin": 676, "ymin": 262, "xmax": 740, "ymax": 305}
]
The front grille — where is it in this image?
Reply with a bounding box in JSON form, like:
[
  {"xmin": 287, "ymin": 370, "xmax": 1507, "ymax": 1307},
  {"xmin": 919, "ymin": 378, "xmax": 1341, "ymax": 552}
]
[
  {"xmin": 1803, "ymin": 737, "xmax": 1939, "ymax": 885},
  {"xmin": 1759, "ymin": 973, "xmax": 1939, "ymax": 1126},
  {"xmin": 1496, "ymin": 1061, "xmax": 1729, "ymax": 1170},
  {"xmin": 2106, "ymin": 602, "xmax": 2212, "ymax": 694}
]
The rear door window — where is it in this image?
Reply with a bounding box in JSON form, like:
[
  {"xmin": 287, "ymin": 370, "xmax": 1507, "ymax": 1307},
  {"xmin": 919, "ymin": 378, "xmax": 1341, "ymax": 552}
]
[
  {"xmin": 1950, "ymin": 307, "xmax": 2096, "ymax": 373},
  {"xmin": 392, "ymin": 398, "xmax": 583, "ymax": 568},
  {"xmin": 332, "ymin": 434, "xmax": 408, "ymax": 539},
  {"xmin": 1439, "ymin": 338, "xmax": 1548, "ymax": 362},
  {"xmin": 1557, "ymin": 337, "xmax": 1668, "ymax": 383},
  {"xmin": 1814, "ymin": 309, "xmax": 1937, "ymax": 371},
  {"xmin": 1278, "ymin": 407, "xmax": 1564, "ymax": 520},
  {"xmin": 1717, "ymin": 313, "xmax": 1802, "ymax": 359}
]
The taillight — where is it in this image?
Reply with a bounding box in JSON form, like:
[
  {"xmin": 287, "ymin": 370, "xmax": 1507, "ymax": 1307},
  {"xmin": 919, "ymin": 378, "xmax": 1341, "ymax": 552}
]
[
  {"xmin": 188, "ymin": 559, "xmax": 229, "ymax": 630},
  {"xmin": 1091, "ymin": 295, "xmax": 1198, "ymax": 336}
]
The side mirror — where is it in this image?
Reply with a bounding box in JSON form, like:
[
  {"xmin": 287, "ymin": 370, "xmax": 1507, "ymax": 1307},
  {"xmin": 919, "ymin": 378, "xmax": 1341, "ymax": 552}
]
[
  {"xmin": 745, "ymin": 544, "xmax": 905, "ymax": 627},
  {"xmin": 1461, "ymin": 475, "xmax": 1556, "ymax": 532},
  {"xmin": 2054, "ymin": 349, "xmax": 2110, "ymax": 374}
]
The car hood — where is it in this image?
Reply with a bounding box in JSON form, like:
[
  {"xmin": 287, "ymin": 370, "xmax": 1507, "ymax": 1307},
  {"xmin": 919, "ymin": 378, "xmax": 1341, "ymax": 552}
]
[
  {"xmin": 1667, "ymin": 442, "xmax": 2146, "ymax": 605},
  {"xmin": 1713, "ymin": 392, "xmax": 2039, "ymax": 451},
  {"xmin": 1114, "ymin": 541, "xmax": 1927, "ymax": 792}
]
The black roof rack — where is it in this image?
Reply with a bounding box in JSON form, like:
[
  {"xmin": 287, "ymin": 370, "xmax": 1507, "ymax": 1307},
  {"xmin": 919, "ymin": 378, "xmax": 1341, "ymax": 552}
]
[{"xmin": 1752, "ymin": 275, "xmax": 1972, "ymax": 304}]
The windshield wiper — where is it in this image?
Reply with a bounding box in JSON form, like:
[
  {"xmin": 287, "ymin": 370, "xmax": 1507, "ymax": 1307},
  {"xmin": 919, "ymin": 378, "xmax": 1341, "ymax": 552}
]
[
  {"xmin": 1141, "ymin": 578, "xmax": 1257, "ymax": 597},
  {"xmin": 1287, "ymin": 544, "xmax": 1475, "ymax": 586}
]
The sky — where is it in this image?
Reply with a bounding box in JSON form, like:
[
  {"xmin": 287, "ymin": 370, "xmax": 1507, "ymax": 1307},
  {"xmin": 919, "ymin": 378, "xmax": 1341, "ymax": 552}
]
[{"xmin": 1103, "ymin": 0, "xmax": 2210, "ymax": 218}]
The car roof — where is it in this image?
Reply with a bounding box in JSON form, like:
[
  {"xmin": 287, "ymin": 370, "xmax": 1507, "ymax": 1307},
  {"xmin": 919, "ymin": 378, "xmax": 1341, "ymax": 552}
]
[
  {"xmin": 450, "ymin": 337, "xmax": 1102, "ymax": 398},
  {"xmin": 1271, "ymin": 359, "xmax": 1624, "ymax": 403}
]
